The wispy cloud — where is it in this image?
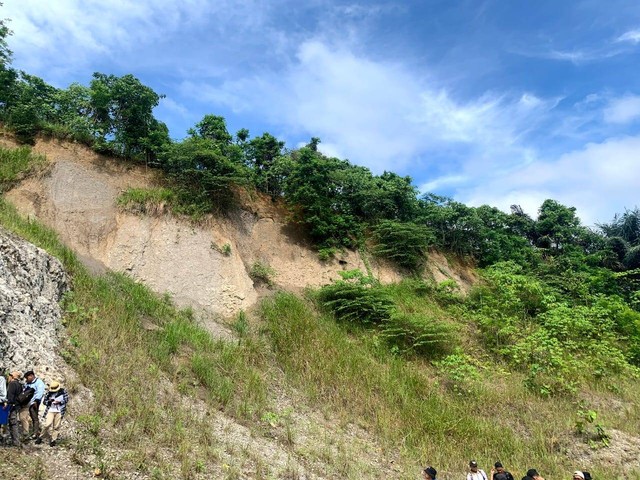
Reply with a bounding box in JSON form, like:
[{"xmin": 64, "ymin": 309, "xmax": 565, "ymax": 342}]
[
  {"xmin": 458, "ymin": 135, "xmax": 640, "ymax": 225},
  {"xmin": 604, "ymin": 95, "xmax": 640, "ymax": 124},
  {"xmin": 183, "ymin": 40, "xmax": 557, "ymax": 176},
  {"xmin": 616, "ymin": 29, "xmax": 640, "ymax": 44}
]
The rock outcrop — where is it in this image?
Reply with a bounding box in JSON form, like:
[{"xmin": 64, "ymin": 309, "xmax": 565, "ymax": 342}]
[{"xmin": 0, "ymin": 227, "xmax": 68, "ymax": 372}]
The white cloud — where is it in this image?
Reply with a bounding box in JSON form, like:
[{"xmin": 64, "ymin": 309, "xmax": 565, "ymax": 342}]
[
  {"xmin": 184, "ymin": 40, "xmax": 557, "ymax": 174},
  {"xmin": 603, "ymin": 95, "xmax": 640, "ymax": 124},
  {"xmin": 616, "ymin": 29, "xmax": 640, "ymax": 44},
  {"xmin": 459, "ymin": 135, "xmax": 640, "ymax": 226},
  {"xmin": 2, "ymin": 0, "xmax": 275, "ymax": 78}
]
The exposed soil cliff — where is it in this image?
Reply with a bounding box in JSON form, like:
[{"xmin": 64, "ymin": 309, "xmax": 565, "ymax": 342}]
[{"xmin": 5, "ymin": 138, "xmax": 474, "ymax": 318}]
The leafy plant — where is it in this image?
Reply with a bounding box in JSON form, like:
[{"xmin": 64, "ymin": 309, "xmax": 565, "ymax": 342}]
[
  {"xmin": 316, "ymin": 270, "xmax": 394, "ymax": 325},
  {"xmin": 371, "ymin": 220, "xmax": 434, "ymax": 271},
  {"xmin": 250, "ymin": 261, "xmax": 276, "ymax": 287},
  {"xmin": 575, "ymin": 406, "xmax": 610, "ymax": 449}
]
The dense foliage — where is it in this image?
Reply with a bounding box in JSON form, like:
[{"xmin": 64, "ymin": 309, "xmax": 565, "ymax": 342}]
[{"xmin": 2, "ymin": 18, "xmax": 640, "ymax": 397}]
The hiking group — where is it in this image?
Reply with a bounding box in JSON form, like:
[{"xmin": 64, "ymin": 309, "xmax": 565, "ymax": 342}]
[
  {"xmin": 0, "ymin": 368, "xmax": 69, "ymax": 448},
  {"xmin": 422, "ymin": 460, "xmax": 593, "ymax": 480}
]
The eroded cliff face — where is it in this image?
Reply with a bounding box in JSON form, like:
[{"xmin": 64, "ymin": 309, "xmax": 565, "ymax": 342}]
[
  {"xmin": 5, "ymin": 139, "xmax": 408, "ymax": 318},
  {"xmin": 0, "ymin": 227, "xmax": 68, "ymax": 372}
]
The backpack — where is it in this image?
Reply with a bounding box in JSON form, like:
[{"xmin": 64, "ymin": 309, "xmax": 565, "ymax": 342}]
[{"xmin": 17, "ymin": 385, "xmax": 35, "ymax": 406}]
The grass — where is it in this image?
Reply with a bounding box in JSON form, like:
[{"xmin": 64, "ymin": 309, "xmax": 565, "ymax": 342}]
[
  {"xmin": 117, "ymin": 187, "xmax": 177, "ymax": 215},
  {"xmin": 0, "ymin": 144, "xmax": 46, "ymax": 192},
  {"xmin": 3, "ymin": 143, "xmax": 640, "ymax": 479},
  {"xmin": 260, "ymin": 290, "xmax": 640, "ymax": 479},
  {"xmin": 0, "ymin": 151, "xmax": 270, "ymax": 478}
]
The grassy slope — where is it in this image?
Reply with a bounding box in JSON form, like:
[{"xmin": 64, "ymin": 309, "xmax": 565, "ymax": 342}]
[{"xmin": 2, "ymin": 144, "xmax": 640, "ymax": 479}]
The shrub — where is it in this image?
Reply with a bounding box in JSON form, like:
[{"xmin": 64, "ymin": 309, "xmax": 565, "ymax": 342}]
[
  {"xmin": 249, "ymin": 261, "xmax": 276, "ymax": 287},
  {"xmin": 372, "ymin": 220, "xmax": 434, "ymax": 271},
  {"xmin": 380, "ymin": 312, "xmax": 457, "ymax": 357},
  {"xmin": 434, "ymin": 353, "xmax": 481, "ymax": 395},
  {"xmin": 316, "ymin": 270, "xmax": 394, "ymax": 325}
]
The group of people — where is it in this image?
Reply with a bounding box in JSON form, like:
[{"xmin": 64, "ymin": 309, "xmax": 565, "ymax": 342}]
[
  {"xmin": 422, "ymin": 460, "xmax": 593, "ymax": 480},
  {"xmin": 0, "ymin": 368, "xmax": 69, "ymax": 448}
]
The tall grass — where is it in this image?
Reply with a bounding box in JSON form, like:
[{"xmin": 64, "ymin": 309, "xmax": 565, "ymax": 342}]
[
  {"xmin": 0, "ymin": 195, "xmax": 268, "ymax": 478},
  {"xmin": 260, "ymin": 291, "xmax": 638, "ymax": 478},
  {"xmin": 0, "ymin": 145, "xmax": 45, "ymax": 192}
]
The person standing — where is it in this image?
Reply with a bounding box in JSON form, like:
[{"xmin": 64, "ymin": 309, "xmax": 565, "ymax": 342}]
[
  {"xmin": 0, "ymin": 368, "xmax": 8, "ymax": 441},
  {"xmin": 20, "ymin": 370, "xmax": 45, "ymax": 439},
  {"xmin": 0, "ymin": 368, "xmax": 6, "ymax": 402},
  {"xmin": 491, "ymin": 462, "xmax": 515, "ymax": 480},
  {"xmin": 35, "ymin": 380, "xmax": 68, "ymax": 447},
  {"xmin": 422, "ymin": 466, "xmax": 438, "ymax": 480},
  {"xmin": 526, "ymin": 469, "xmax": 545, "ymax": 480},
  {"xmin": 467, "ymin": 461, "xmax": 488, "ymax": 480},
  {"xmin": 6, "ymin": 371, "xmax": 23, "ymax": 447}
]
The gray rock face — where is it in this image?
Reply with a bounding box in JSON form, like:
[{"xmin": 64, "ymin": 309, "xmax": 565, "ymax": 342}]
[{"xmin": 0, "ymin": 227, "xmax": 68, "ymax": 373}]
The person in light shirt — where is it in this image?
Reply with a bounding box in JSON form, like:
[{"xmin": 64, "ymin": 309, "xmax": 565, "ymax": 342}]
[
  {"xmin": 467, "ymin": 461, "xmax": 488, "ymax": 480},
  {"xmin": 35, "ymin": 380, "xmax": 69, "ymax": 447}
]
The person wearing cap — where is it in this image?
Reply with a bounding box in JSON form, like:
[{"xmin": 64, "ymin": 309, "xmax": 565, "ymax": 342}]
[
  {"xmin": 6, "ymin": 371, "xmax": 24, "ymax": 447},
  {"xmin": 467, "ymin": 460, "xmax": 488, "ymax": 480},
  {"xmin": 573, "ymin": 472, "xmax": 585, "ymax": 480},
  {"xmin": 20, "ymin": 370, "xmax": 46, "ymax": 440},
  {"xmin": 35, "ymin": 380, "xmax": 69, "ymax": 447},
  {"xmin": 490, "ymin": 462, "xmax": 514, "ymax": 480},
  {"xmin": 422, "ymin": 466, "xmax": 438, "ymax": 480}
]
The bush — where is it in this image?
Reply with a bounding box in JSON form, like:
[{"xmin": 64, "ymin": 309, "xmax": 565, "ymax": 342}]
[
  {"xmin": 249, "ymin": 261, "xmax": 276, "ymax": 287},
  {"xmin": 381, "ymin": 312, "xmax": 457, "ymax": 357},
  {"xmin": 316, "ymin": 270, "xmax": 394, "ymax": 325},
  {"xmin": 372, "ymin": 220, "xmax": 434, "ymax": 271}
]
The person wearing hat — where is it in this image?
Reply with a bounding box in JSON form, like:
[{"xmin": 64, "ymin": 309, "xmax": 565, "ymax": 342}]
[
  {"xmin": 422, "ymin": 466, "xmax": 438, "ymax": 480},
  {"xmin": 20, "ymin": 370, "xmax": 46, "ymax": 440},
  {"xmin": 6, "ymin": 371, "xmax": 24, "ymax": 447},
  {"xmin": 467, "ymin": 460, "xmax": 488, "ymax": 480},
  {"xmin": 35, "ymin": 380, "xmax": 68, "ymax": 447},
  {"xmin": 491, "ymin": 462, "xmax": 514, "ymax": 480},
  {"xmin": 572, "ymin": 472, "xmax": 585, "ymax": 480}
]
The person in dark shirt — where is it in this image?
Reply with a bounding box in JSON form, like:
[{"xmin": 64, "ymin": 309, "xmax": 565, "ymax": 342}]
[
  {"xmin": 491, "ymin": 462, "xmax": 515, "ymax": 480},
  {"xmin": 6, "ymin": 371, "xmax": 23, "ymax": 447}
]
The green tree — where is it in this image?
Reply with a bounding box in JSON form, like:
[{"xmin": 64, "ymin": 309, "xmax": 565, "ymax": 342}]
[
  {"xmin": 243, "ymin": 132, "xmax": 286, "ymax": 196},
  {"xmin": 89, "ymin": 73, "xmax": 165, "ymax": 159},
  {"xmin": 535, "ymin": 199, "xmax": 583, "ymax": 252}
]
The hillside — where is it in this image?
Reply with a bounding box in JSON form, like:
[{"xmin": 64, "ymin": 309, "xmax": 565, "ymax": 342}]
[
  {"xmin": 2, "ymin": 136, "xmax": 473, "ymax": 318},
  {"xmin": 2, "ymin": 138, "xmax": 640, "ymax": 480}
]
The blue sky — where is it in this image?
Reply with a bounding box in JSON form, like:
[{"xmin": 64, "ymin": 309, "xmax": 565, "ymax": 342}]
[{"xmin": 4, "ymin": 0, "xmax": 640, "ymax": 226}]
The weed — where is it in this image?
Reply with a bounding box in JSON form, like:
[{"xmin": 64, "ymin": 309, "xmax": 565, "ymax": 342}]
[{"xmin": 250, "ymin": 261, "xmax": 276, "ymax": 287}]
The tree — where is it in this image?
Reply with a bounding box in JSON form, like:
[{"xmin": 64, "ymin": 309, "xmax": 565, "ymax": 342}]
[
  {"xmin": 599, "ymin": 208, "xmax": 640, "ymax": 246},
  {"xmin": 243, "ymin": 132, "xmax": 286, "ymax": 196},
  {"xmin": 89, "ymin": 73, "xmax": 165, "ymax": 159},
  {"xmin": 535, "ymin": 199, "xmax": 583, "ymax": 252}
]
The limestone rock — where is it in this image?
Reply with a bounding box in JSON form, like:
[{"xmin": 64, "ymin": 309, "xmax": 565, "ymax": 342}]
[{"xmin": 0, "ymin": 226, "xmax": 68, "ymax": 373}]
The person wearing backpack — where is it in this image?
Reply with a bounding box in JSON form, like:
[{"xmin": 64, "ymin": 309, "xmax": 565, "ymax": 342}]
[
  {"xmin": 35, "ymin": 380, "xmax": 68, "ymax": 447},
  {"xmin": 6, "ymin": 371, "xmax": 24, "ymax": 447},
  {"xmin": 467, "ymin": 460, "xmax": 488, "ymax": 480},
  {"xmin": 19, "ymin": 370, "xmax": 45, "ymax": 440}
]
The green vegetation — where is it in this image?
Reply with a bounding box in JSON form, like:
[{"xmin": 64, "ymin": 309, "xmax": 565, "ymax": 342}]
[
  {"xmin": 249, "ymin": 260, "xmax": 277, "ymax": 287},
  {"xmin": 2, "ymin": 9, "xmax": 640, "ymax": 475},
  {"xmin": 0, "ymin": 145, "xmax": 45, "ymax": 192},
  {"xmin": 117, "ymin": 187, "xmax": 176, "ymax": 214}
]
